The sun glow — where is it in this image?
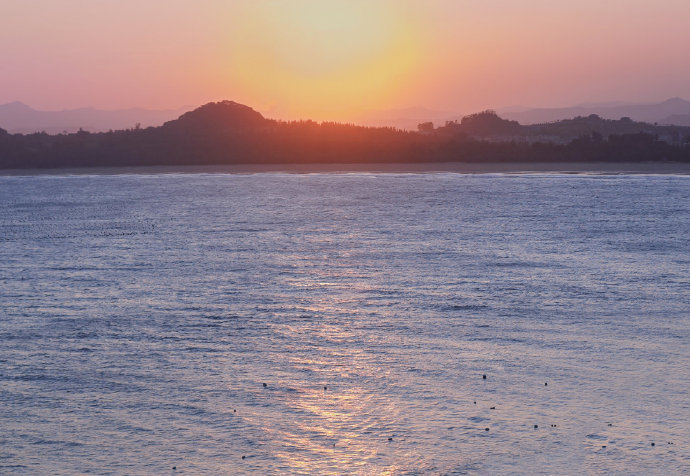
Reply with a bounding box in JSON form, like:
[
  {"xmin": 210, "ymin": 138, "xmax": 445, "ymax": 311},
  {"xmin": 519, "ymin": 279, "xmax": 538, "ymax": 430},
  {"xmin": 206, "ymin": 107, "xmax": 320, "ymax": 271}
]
[{"xmin": 224, "ymin": 1, "xmax": 424, "ymax": 120}]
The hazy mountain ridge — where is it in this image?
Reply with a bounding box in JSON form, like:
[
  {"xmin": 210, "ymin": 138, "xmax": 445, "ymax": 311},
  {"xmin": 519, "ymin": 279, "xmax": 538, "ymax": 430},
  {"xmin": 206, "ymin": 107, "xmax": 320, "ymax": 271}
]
[
  {"xmin": 661, "ymin": 114, "xmax": 690, "ymax": 127},
  {"xmin": 501, "ymin": 98, "xmax": 690, "ymax": 125},
  {"xmin": 0, "ymin": 101, "xmax": 194, "ymax": 134},
  {"xmin": 353, "ymin": 107, "xmax": 456, "ymax": 131},
  {"xmin": 348, "ymin": 98, "xmax": 690, "ymax": 131},
  {"xmin": 4, "ymin": 98, "xmax": 690, "ymax": 133}
]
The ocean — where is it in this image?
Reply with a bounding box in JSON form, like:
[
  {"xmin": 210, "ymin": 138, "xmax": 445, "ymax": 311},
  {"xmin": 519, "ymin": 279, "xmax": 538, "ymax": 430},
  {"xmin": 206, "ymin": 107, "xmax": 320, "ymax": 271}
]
[{"xmin": 1, "ymin": 171, "xmax": 688, "ymax": 474}]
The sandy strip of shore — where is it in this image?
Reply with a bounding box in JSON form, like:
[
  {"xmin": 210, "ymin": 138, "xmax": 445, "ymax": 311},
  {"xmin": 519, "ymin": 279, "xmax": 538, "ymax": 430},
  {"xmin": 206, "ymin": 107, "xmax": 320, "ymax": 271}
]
[{"xmin": 2, "ymin": 161, "xmax": 690, "ymax": 176}]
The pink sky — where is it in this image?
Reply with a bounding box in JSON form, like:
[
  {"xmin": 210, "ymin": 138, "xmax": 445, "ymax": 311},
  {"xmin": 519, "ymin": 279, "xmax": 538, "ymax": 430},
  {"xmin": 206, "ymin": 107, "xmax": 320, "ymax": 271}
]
[{"xmin": 2, "ymin": 0, "xmax": 690, "ymax": 121}]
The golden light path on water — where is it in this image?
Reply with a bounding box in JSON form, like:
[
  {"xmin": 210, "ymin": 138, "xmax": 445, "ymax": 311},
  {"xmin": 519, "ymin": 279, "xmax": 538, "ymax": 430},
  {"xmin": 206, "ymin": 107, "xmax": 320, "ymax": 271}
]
[
  {"xmin": 235, "ymin": 273, "xmax": 424, "ymax": 474},
  {"xmin": 210, "ymin": 241, "xmax": 448, "ymax": 474}
]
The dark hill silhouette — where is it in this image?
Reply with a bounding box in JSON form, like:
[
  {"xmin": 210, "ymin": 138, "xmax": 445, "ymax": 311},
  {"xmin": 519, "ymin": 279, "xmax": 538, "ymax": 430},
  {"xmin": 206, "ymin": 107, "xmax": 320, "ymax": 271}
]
[
  {"xmin": 460, "ymin": 110, "xmax": 521, "ymax": 136},
  {"xmin": 436, "ymin": 110, "xmax": 522, "ymax": 137},
  {"xmin": 0, "ymin": 100, "xmax": 689, "ymax": 170},
  {"xmin": 163, "ymin": 100, "xmax": 268, "ymax": 132},
  {"xmin": 427, "ymin": 111, "xmax": 690, "ymax": 145}
]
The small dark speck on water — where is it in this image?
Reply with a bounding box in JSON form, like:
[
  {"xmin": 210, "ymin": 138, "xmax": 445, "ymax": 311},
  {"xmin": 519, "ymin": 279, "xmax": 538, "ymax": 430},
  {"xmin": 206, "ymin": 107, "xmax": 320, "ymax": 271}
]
[
  {"xmin": 534, "ymin": 425, "xmax": 539, "ymax": 429},
  {"xmin": 485, "ymin": 428, "xmax": 490, "ymax": 431},
  {"xmin": 483, "ymin": 375, "xmax": 487, "ymax": 380},
  {"xmin": 242, "ymin": 455, "xmax": 246, "ymax": 460},
  {"xmin": 172, "ymin": 467, "xmax": 176, "ymax": 470},
  {"xmin": 263, "ymin": 383, "xmax": 267, "ymax": 387},
  {"xmin": 545, "ymin": 382, "xmax": 548, "ymax": 386},
  {"xmin": 490, "ymin": 406, "xmax": 496, "ymax": 410},
  {"xmin": 651, "ymin": 442, "xmax": 655, "ymax": 446},
  {"xmin": 602, "ymin": 445, "xmax": 606, "ymax": 449},
  {"xmin": 473, "ymin": 401, "xmax": 477, "ymax": 404},
  {"xmin": 388, "ymin": 437, "xmax": 393, "ymax": 441},
  {"xmin": 324, "ymin": 386, "xmax": 327, "ymax": 390}
]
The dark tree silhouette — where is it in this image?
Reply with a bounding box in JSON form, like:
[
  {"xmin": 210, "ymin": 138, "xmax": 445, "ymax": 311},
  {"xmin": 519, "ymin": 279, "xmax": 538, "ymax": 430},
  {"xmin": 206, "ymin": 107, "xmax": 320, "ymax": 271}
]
[{"xmin": 0, "ymin": 101, "xmax": 688, "ymax": 170}]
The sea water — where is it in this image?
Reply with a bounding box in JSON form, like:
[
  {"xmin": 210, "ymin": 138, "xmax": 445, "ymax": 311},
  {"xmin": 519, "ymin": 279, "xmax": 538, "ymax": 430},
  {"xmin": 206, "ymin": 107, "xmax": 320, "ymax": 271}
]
[{"xmin": 1, "ymin": 172, "xmax": 688, "ymax": 475}]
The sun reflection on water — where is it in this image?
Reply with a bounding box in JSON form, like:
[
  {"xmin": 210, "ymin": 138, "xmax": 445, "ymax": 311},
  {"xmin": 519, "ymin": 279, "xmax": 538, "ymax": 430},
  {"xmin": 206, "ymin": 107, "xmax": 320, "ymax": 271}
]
[{"xmin": 237, "ymin": 268, "xmax": 427, "ymax": 474}]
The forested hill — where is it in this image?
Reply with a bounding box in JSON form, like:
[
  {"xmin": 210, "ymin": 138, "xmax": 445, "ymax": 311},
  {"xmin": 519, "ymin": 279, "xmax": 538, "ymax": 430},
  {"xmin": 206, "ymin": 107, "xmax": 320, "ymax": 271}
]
[{"xmin": 1, "ymin": 100, "xmax": 689, "ymax": 170}]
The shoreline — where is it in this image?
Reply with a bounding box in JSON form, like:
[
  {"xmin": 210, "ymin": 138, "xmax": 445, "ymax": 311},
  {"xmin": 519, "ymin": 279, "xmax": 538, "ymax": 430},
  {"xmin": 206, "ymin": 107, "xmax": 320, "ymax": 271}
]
[{"xmin": 1, "ymin": 161, "xmax": 690, "ymax": 176}]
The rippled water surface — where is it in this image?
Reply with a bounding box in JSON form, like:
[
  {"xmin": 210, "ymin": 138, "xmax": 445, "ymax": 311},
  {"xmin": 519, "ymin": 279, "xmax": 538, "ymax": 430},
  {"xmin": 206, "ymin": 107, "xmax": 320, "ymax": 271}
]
[{"xmin": 1, "ymin": 172, "xmax": 689, "ymax": 475}]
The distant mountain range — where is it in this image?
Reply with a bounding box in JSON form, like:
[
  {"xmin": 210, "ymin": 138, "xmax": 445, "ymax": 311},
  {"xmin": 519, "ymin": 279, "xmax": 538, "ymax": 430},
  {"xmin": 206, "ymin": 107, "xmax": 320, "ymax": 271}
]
[
  {"xmin": 0, "ymin": 102, "xmax": 193, "ymax": 134},
  {"xmin": 353, "ymin": 106, "xmax": 455, "ymax": 131},
  {"xmin": 2, "ymin": 98, "xmax": 690, "ymax": 135},
  {"xmin": 500, "ymin": 98, "xmax": 690, "ymax": 126},
  {"xmin": 355, "ymin": 98, "xmax": 690, "ymax": 130}
]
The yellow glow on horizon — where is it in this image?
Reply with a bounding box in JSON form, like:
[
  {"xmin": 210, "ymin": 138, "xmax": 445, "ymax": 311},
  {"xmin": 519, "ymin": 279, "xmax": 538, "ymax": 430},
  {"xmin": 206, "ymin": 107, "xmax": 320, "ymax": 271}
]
[{"xmin": 224, "ymin": 1, "xmax": 424, "ymax": 120}]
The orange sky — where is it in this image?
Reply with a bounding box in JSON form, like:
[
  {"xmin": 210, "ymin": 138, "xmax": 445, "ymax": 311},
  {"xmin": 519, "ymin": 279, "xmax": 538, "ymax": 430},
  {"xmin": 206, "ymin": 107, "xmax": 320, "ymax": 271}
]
[{"xmin": 2, "ymin": 0, "xmax": 690, "ymax": 121}]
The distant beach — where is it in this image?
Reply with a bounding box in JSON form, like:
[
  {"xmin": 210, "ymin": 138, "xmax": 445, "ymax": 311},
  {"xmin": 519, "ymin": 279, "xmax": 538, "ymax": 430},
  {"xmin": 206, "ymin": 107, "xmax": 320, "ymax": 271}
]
[{"xmin": 2, "ymin": 161, "xmax": 690, "ymax": 176}]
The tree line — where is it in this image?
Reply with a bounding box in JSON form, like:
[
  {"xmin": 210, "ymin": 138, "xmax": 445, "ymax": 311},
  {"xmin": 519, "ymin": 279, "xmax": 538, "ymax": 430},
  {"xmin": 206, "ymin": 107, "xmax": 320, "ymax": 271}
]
[{"xmin": 1, "ymin": 101, "xmax": 689, "ymax": 170}]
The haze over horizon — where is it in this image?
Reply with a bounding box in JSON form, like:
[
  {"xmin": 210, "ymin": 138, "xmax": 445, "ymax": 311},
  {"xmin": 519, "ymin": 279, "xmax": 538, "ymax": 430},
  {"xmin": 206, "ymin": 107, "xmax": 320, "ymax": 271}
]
[{"xmin": 2, "ymin": 0, "xmax": 690, "ymax": 122}]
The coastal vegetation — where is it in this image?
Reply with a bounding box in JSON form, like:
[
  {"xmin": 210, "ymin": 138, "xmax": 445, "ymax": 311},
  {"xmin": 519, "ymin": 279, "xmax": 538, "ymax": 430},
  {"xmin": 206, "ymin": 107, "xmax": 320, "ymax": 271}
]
[{"xmin": 1, "ymin": 100, "xmax": 689, "ymax": 170}]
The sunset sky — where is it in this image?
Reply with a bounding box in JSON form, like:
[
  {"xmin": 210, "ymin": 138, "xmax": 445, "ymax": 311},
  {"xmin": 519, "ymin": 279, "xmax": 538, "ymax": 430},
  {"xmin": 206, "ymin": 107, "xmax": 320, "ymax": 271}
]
[{"xmin": 2, "ymin": 0, "xmax": 690, "ymax": 121}]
